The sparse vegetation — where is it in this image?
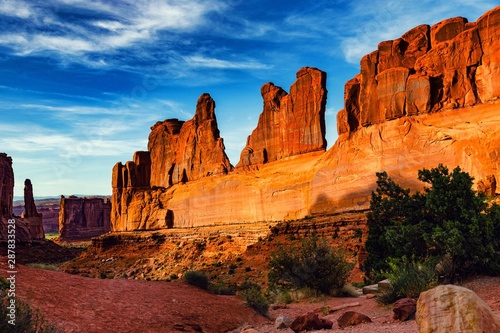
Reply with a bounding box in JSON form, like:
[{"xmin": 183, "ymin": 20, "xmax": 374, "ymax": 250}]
[
  {"xmin": 376, "ymin": 259, "xmax": 437, "ymax": 305},
  {"xmin": 239, "ymin": 282, "xmax": 269, "ymax": 316},
  {"xmin": 26, "ymin": 263, "xmax": 59, "ymax": 271},
  {"xmin": 365, "ymin": 165, "xmax": 500, "ymax": 281},
  {"xmin": 268, "ymin": 235, "xmax": 353, "ymax": 295},
  {"xmin": 0, "ymin": 277, "xmax": 62, "ymax": 333},
  {"xmin": 183, "ymin": 270, "xmax": 209, "ymax": 290}
]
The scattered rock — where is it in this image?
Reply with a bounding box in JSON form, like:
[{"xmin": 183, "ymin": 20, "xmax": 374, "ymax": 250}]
[
  {"xmin": 393, "ymin": 298, "xmax": 417, "ymax": 321},
  {"xmin": 275, "ymin": 314, "xmax": 293, "ymax": 329},
  {"xmin": 337, "ymin": 311, "xmax": 372, "ymax": 328},
  {"xmin": 289, "ymin": 312, "xmax": 332, "ymax": 332},
  {"xmin": 416, "ymin": 284, "xmax": 500, "ymax": 333}
]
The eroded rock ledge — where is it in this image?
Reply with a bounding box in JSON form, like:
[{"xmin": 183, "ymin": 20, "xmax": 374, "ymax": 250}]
[{"xmin": 337, "ymin": 7, "xmax": 500, "ymax": 134}]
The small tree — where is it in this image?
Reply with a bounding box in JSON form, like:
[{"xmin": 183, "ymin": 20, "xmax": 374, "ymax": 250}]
[
  {"xmin": 268, "ymin": 236, "xmax": 352, "ymax": 295},
  {"xmin": 365, "ymin": 165, "xmax": 500, "ymax": 280}
]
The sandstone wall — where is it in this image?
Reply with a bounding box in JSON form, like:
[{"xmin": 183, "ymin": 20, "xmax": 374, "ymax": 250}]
[
  {"xmin": 110, "ymin": 6, "xmax": 500, "ymax": 232},
  {"xmin": 237, "ymin": 67, "xmax": 327, "ymax": 167},
  {"xmin": 337, "ymin": 6, "xmax": 500, "ymax": 134},
  {"xmin": 59, "ymin": 196, "xmax": 111, "ymax": 240}
]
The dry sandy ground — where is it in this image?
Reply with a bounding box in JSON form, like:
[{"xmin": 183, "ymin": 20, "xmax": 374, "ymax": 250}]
[{"xmin": 1, "ymin": 258, "xmax": 499, "ymax": 333}]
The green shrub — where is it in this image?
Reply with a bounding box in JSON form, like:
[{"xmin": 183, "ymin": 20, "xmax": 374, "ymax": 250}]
[
  {"xmin": 365, "ymin": 165, "xmax": 500, "ymax": 279},
  {"xmin": 268, "ymin": 236, "xmax": 353, "ymax": 295},
  {"xmin": 183, "ymin": 270, "xmax": 209, "ymax": 290},
  {"xmin": 0, "ymin": 282, "xmax": 62, "ymax": 333},
  {"xmin": 209, "ymin": 279, "xmax": 237, "ymax": 295},
  {"xmin": 239, "ymin": 283, "xmax": 269, "ymax": 316},
  {"xmin": 377, "ymin": 258, "xmax": 437, "ymax": 305}
]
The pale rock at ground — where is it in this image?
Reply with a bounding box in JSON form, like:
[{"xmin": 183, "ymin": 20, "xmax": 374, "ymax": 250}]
[{"xmin": 416, "ymin": 284, "xmax": 500, "ymax": 333}]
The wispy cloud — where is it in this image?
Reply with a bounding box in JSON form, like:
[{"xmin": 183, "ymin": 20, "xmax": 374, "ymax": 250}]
[{"xmin": 184, "ymin": 55, "xmax": 270, "ymax": 70}]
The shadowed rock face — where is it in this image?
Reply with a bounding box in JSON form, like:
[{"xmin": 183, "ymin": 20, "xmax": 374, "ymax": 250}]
[
  {"xmin": 337, "ymin": 6, "xmax": 500, "ymax": 134},
  {"xmin": 0, "ymin": 153, "xmax": 13, "ymax": 217},
  {"xmin": 0, "ymin": 153, "xmax": 44, "ymax": 241},
  {"xmin": 59, "ymin": 196, "xmax": 111, "ymax": 240},
  {"xmin": 237, "ymin": 67, "xmax": 327, "ymax": 168},
  {"xmin": 22, "ymin": 179, "xmax": 41, "ymax": 218}
]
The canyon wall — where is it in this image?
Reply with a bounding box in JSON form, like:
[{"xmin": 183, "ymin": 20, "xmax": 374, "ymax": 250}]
[
  {"xmin": 58, "ymin": 196, "xmax": 111, "ymax": 240},
  {"xmin": 0, "ymin": 153, "xmax": 45, "ymax": 241},
  {"xmin": 111, "ymin": 6, "xmax": 500, "ymax": 231}
]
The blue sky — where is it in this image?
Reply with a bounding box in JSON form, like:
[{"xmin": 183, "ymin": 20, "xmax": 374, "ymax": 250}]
[{"xmin": 0, "ymin": 0, "xmax": 495, "ymax": 197}]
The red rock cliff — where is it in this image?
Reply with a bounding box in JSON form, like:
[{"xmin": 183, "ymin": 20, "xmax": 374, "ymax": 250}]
[
  {"xmin": 110, "ymin": 6, "xmax": 500, "ymax": 232},
  {"xmin": 149, "ymin": 93, "xmax": 232, "ymax": 187},
  {"xmin": 337, "ymin": 7, "xmax": 500, "ymax": 134},
  {"xmin": 237, "ymin": 67, "xmax": 327, "ymax": 167},
  {"xmin": 0, "ymin": 153, "xmax": 44, "ymax": 240}
]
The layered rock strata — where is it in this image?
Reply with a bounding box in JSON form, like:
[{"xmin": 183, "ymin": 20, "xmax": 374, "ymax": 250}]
[
  {"xmin": 0, "ymin": 153, "xmax": 44, "ymax": 241},
  {"xmin": 237, "ymin": 67, "xmax": 327, "ymax": 167},
  {"xmin": 58, "ymin": 196, "xmax": 111, "ymax": 240},
  {"xmin": 111, "ymin": 6, "xmax": 500, "ymax": 232},
  {"xmin": 337, "ymin": 7, "xmax": 500, "ymax": 134}
]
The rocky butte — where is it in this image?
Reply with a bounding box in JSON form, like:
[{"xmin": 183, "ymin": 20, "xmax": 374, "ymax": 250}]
[
  {"xmin": 58, "ymin": 196, "xmax": 111, "ymax": 240},
  {"xmin": 0, "ymin": 153, "xmax": 44, "ymax": 241},
  {"xmin": 111, "ymin": 6, "xmax": 500, "ymax": 234}
]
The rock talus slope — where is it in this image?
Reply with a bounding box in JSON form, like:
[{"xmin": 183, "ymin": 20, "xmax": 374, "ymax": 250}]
[{"xmin": 111, "ymin": 6, "xmax": 500, "ymax": 231}]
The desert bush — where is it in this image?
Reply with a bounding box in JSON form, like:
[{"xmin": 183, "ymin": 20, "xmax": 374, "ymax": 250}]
[
  {"xmin": 208, "ymin": 279, "xmax": 237, "ymax": 295},
  {"xmin": 365, "ymin": 165, "xmax": 500, "ymax": 280},
  {"xmin": 376, "ymin": 258, "xmax": 437, "ymax": 305},
  {"xmin": 183, "ymin": 270, "xmax": 209, "ymax": 290},
  {"xmin": 239, "ymin": 282, "xmax": 269, "ymax": 316},
  {"xmin": 268, "ymin": 236, "xmax": 353, "ymax": 295},
  {"xmin": 0, "ymin": 277, "xmax": 61, "ymax": 333}
]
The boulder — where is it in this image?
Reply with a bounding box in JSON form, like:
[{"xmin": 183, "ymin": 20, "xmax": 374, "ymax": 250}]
[
  {"xmin": 337, "ymin": 311, "xmax": 372, "ymax": 328},
  {"xmin": 237, "ymin": 67, "xmax": 327, "ymax": 168},
  {"xmin": 393, "ymin": 298, "xmax": 417, "ymax": 321},
  {"xmin": 416, "ymin": 284, "xmax": 500, "ymax": 333},
  {"xmin": 274, "ymin": 314, "xmax": 293, "ymax": 329},
  {"xmin": 289, "ymin": 312, "xmax": 331, "ymax": 332}
]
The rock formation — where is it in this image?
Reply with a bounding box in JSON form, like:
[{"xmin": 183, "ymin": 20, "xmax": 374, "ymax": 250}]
[
  {"xmin": 416, "ymin": 285, "xmax": 500, "ymax": 333},
  {"xmin": 237, "ymin": 67, "xmax": 327, "ymax": 168},
  {"xmin": 0, "ymin": 153, "xmax": 13, "ymax": 217},
  {"xmin": 111, "ymin": 93, "xmax": 232, "ymax": 231},
  {"xmin": 59, "ymin": 196, "xmax": 111, "ymax": 240},
  {"xmin": 22, "ymin": 179, "xmax": 41, "ymax": 218},
  {"xmin": 0, "ymin": 153, "xmax": 44, "ymax": 241},
  {"xmin": 337, "ymin": 7, "xmax": 500, "ymax": 134},
  {"xmin": 110, "ymin": 6, "xmax": 500, "ymax": 232},
  {"xmin": 149, "ymin": 93, "xmax": 232, "ymax": 187}
]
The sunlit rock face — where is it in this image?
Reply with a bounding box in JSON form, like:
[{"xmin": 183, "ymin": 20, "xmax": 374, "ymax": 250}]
[
  {"xmin": 111, "ymin": 6, "xmax": 500, "ymax": 232},
  {"xmin": 237, "ymin": 67, "xmax": 328, "ymax": 168}
]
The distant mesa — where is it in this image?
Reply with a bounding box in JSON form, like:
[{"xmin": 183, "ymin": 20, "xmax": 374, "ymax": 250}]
[
  {"xmin": 58, "ymin": 195, "xmax": 111, "ymax": 240},
  {"xmin": 0, "ymin": 153, "xmax": 44, "ymax": 241}
]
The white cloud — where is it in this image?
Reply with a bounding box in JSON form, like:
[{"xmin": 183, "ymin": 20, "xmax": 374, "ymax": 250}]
[
  {"xmin": 0, "ymin": 1, "xmax": 34, "ymax": 19},
  {"xmin": 184, "ymin": 55, "xmax": 270, "ymax": 69}
]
